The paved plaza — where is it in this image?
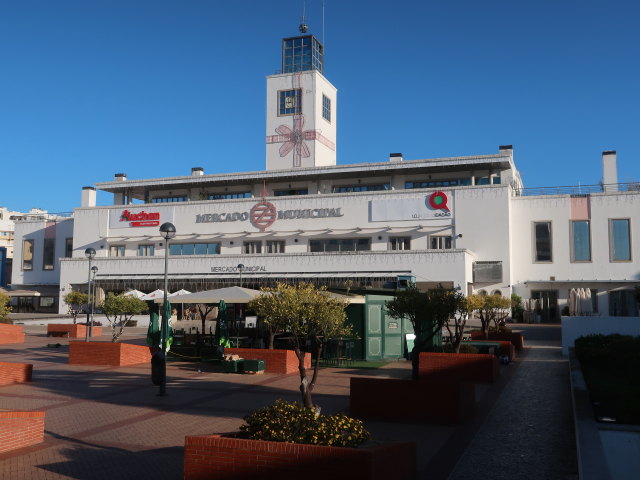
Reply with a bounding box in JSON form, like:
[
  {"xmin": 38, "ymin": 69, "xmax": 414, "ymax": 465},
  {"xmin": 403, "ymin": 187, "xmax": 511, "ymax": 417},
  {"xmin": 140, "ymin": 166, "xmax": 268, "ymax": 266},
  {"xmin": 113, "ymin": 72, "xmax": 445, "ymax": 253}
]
[{"xmin": 0, "ymin": 325, "xmax": 577, "ymax": 479}]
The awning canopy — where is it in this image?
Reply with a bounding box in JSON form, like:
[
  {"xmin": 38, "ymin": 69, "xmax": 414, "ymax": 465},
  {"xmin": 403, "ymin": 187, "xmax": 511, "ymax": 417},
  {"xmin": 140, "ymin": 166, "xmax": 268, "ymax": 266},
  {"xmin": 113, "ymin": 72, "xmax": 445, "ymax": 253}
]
[{"xmin": 155, "ymin": 286, "xmax": 263, "ymax": 304}]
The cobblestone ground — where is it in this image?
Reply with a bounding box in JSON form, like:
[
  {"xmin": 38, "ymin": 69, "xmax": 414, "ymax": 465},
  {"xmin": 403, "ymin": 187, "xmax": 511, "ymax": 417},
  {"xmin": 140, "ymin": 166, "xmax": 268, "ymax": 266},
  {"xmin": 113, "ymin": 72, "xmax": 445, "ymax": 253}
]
[{"xmin": 448, "ymin": 326, "xmax": 579, "ymax": 480}]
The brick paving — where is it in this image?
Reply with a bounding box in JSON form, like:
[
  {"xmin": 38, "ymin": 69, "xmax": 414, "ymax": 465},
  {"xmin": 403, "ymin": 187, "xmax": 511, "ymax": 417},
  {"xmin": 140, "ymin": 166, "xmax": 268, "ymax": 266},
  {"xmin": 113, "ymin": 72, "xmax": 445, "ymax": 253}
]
[{"xmin": 0, "ymin": 325, "xmax": 577, "ymax": 479}]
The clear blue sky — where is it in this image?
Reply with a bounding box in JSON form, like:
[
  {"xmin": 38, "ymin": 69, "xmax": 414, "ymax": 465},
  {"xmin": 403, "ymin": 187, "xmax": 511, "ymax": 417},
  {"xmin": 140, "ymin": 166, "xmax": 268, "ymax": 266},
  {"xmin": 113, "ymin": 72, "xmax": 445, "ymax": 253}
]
[{"xmin": 1, "ymin": 0, "xmax": 639, "ymax": 213}]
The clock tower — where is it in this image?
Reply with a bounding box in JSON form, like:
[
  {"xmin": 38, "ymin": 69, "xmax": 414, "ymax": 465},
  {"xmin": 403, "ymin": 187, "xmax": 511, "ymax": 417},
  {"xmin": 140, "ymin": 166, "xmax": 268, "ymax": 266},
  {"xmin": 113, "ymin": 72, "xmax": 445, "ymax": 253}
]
[{"xmin": 265, "ymin": 31, "xmax": 337, "ymax": 171}]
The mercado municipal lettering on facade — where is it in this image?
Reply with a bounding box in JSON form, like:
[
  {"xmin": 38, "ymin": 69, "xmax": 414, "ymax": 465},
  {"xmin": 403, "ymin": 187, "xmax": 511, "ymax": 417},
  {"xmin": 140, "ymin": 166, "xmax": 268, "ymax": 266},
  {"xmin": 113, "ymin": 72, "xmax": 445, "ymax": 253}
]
[{"xmin": 9, "ymin": 26, "xmax": 640, "ymax": 328}]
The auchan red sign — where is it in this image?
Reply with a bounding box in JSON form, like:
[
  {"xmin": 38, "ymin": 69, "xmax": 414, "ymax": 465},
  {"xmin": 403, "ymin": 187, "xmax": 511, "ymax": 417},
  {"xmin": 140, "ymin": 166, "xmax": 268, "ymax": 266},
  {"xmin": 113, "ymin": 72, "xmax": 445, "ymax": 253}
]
[{"xmin": 119, "ymin": 209, "xmax": 161, "ymax": 227}]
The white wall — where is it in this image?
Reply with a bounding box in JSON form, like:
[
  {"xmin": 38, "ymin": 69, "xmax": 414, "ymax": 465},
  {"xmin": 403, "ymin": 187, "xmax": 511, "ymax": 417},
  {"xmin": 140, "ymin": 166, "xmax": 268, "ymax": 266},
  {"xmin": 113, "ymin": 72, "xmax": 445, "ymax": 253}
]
[{"xmin": 561, "ymin": 316, "xmax": 640, "ymax": 356}]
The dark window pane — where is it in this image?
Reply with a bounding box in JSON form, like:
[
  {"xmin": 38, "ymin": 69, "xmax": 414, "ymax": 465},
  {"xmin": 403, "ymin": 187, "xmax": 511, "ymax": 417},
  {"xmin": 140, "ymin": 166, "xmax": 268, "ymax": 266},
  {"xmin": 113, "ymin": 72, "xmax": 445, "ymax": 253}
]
[{"xmin": 534, "ymin": 222, "xmax": 552, "ymax": 262}]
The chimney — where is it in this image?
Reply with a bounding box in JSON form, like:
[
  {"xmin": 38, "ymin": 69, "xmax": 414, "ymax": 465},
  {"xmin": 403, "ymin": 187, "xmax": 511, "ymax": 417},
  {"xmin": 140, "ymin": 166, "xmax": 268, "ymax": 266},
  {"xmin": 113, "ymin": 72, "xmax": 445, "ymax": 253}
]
[
  {"xmin": 499, "ymin": 145, "xmax": 513, "ymax": 156},
  {"xmin": 191, "ymin": 167, "xmax": 204, "ymax": 176},
  {"xmin": 114, "ymin": 173, "xmax": 127, "ymax": 182},
  {"xmin": 602, "ymin": 150, "xmax": 618, "ymax": 192},
  {"xmin": 81, "ymin": 186, "xmax": 96, "ymax": 207},
  {"xmin": 389, "ymin": 153, "xmax": 403, "ymax": 162}
]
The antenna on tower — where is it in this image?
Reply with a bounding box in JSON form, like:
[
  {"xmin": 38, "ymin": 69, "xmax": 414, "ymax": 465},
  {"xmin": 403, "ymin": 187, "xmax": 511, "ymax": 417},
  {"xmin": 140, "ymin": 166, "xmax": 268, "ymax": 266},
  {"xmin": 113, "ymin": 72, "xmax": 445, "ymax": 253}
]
[{"xmin": 299, "ymin": 1, "xmax": 308, "ymax": 33}]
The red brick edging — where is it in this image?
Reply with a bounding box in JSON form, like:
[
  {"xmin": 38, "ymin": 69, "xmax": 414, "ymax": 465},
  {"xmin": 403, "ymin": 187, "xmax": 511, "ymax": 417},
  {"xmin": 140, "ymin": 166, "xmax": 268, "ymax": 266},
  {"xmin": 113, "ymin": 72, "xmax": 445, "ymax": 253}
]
[
  {"xmin": 419, "ymin": 352, "xmax": 500, "ymax": 383},
  {"xmin": 47, "ymin": 324, "xmax": 103, "ymax": 338},
  {"xmin": 224, "ymin": 347, "xmax": 310, "ymax": 374},
  {"xmin": 0, "ymin": 362, "xmax": 33, "ymax": 386},
  {"xmin": 68, "ymin": 341, "xmax": 151, "ymax": 366},
  {"xmin": 0, "ymin": 324, "xmax": 25, "ymax": 344},
  {"xmin": 350, "ymin": 376, "xmax": 475, "ymax": 424},
  {"xmin": 0, "ymin": 411, "xmax": 45, "ymax": 453},
  {"xmin": 184, "ymin": 435, "xmax": 416, "ymax": 480}
]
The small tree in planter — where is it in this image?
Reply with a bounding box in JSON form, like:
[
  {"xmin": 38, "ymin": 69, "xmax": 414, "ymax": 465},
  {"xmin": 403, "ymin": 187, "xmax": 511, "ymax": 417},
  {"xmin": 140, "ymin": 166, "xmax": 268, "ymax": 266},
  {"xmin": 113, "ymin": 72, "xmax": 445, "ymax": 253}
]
[
  {"xmin": 63, "ymin": 291, "xmax": 88, "ymax": 324},
  {"xmin": 248, "ymin": 282, "xmax": 350, "ymax": 410},
  {"xmin": 444, "ymin": 291, "xmax": 473, "ymax": 353},
  {"xmin": 386, "ymin": 284, "xmax": 460, "ymax": 379},
  {"xmin": 100, "ymin": 293, "xmax": 148, "ymax": 342},
  {"xmin": 467, "ymin": 293, "xmax": 512, "ymax": 339},
  {"xmin": 0, "ymin": 292, "xmax": 11, "ymax": 324}
]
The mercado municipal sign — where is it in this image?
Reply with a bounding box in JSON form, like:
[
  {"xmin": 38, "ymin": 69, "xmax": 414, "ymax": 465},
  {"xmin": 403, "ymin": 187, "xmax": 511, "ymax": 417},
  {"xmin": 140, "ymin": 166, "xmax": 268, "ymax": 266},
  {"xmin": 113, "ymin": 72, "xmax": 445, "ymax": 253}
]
[{"xmin": 195, "ymin": 200, "xmax": 343, "ymax": 232}]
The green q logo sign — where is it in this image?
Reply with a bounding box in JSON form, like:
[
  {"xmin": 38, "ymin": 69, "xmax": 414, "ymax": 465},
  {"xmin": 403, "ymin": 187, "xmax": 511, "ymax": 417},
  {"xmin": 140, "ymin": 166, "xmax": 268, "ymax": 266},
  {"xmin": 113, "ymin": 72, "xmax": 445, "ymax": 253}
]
[{"xmin": 428, "ymin": 191, "xmax": 449, "ymax": 212}]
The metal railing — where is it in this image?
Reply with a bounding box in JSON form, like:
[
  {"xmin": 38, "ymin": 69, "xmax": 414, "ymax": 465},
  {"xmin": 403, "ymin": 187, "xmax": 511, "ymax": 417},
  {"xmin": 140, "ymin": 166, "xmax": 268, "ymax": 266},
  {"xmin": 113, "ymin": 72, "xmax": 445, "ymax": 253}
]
[{"xmin": 514, "ymin": 182, "xmax": 640, "ymax": 197}]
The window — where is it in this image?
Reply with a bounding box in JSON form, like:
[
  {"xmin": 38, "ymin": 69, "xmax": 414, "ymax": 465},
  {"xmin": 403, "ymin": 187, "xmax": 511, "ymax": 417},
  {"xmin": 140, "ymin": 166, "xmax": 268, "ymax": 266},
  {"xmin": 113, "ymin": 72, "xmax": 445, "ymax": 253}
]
[
  {"xmin": 322, "ymin": 94, "xmax": 331, "ymax": 122},
  {"xmin": 22, "ymin": 239, "xmax": 34, "ymax": 271},
  {"xmin": 138, "ymin": 244, "xmax": 155, "ymax": 256},
  {"xmin": 65, "ymin": 238, "xmax": 73, "ymax": 258},
  {"xmin": 282, "ymin": 35, "xmax": 323, "ymax": 73},
  {"xmin": 609, "ymin": 219, "xmax": 631, "ymax": 261},
  {"xmin": 609, "ymin": 290, "xmax": 639, "ymax": 316},
  {"xmin": 244, "ymin": 241, "xmax": 262, "ymax": 254},
  {"xmin": 389, "ymin": 237, "xmax": 411, "ymax": 251},
  {"xmin": 110, "ymin": 245, "xmax": 125, "ymax": 257},
  {"xmin": 169, "ymin": 243, "xmax": 220, "ymax": 255},
  {"xmin": 43, "ymin": 238, "xmax": 55, "ymax": 270},
  {"xmin": 332, "ymin": 183, "xmax": 390, "ymax": 193},
  {"xmin": 151, "ymin": 196, "xmax": 188, "ymax": 203},
  {"xmin": 39, "ymin": 297, "xmax": 55, "ymax": 308},
  {"xmin": 265, "ymin": 241, "xmax": 285, "ymax": 253},
  {"xmin": 309, "ymin": 238, "xmax": 371, "ymax": 252},
  {"xmin": 405, "ymin": 178, "xmax": 471, "ymax": 189},
  {"xmin": 274, "ymin": 188, "xmax": 308, "ymax": 197},
  {"xmin": 476, "ymin": 177, "xmax": 491, "ymax": 185},
  {"xmin": 430, "ymin": 236, "xmax": 452, "ymax": 250},
  {"xmin": 278, "ymin": 89, "xmax": 302, "ymax": 116},
  {"xmin": 207, "ymin": 192, "xmax": 251, "ymax": 200},
  {"xmin": 571, "ymin": 220, "xmax": 591, "ymax": 262},
  {"xmin": 533, "ymin": 222, "xmax": 552, "ymax": 262}
]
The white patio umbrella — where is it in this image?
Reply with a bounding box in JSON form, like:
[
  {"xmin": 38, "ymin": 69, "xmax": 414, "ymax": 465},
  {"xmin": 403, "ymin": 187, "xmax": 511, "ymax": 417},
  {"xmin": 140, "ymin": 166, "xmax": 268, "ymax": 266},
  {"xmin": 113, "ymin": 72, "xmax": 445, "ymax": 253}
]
[
  {"xmin": 141, "ymin": 289, "xmax": 165, "ymax": 301},
  {"xmin": 123, "ymin": 289, "xmax": 146, "ymax": 299},
  {"xmin": 155, "ymin": 286, "xmax": 263, "ymax": 304},
  {"xmin": 568, "ymin": 289, "xmax": 578, "ymax": 316},
  {"xmin": 580, "ymin": 288, "xmax": 593, "ymax": 315},
  {"xmin": 168, "ymin": 289, "xmax": 192, "ymax": 319}
]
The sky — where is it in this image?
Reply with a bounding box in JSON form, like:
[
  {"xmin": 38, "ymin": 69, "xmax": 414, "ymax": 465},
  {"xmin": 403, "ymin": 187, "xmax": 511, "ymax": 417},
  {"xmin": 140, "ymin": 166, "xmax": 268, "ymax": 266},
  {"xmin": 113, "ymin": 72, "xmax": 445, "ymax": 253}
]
[{"xmin": 1, "ymin": 0, "xmax": 639, "ymax": 213}]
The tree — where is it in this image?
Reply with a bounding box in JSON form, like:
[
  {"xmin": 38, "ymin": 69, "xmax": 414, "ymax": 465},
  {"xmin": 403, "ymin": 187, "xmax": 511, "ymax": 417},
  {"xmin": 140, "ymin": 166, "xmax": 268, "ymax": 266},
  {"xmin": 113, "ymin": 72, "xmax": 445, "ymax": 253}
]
[
  {"xmin": 100, "ymin": 293, "xmax": 149, "ymax": 342},
  {"xmin": 444, "ymin": 291, "xmax": 473, "ymax": 354},
  {"xmin": 248, "ymin": 282, "xmax": 350, "ymax": 410},
  {"xmin": 0, "ymin": 292, "xmax": 11, "ymax": 324},
  {"xmin": 63, "ymin": 291, "xmax": 88, "ymax": 324},
  {"xmin": 467, "ymin": 293, "xmax": 512, "ymax": 339},
  {"xmin": 386, "ymin": 285, "xmax": 460, "ymax": 379},
  {"xmin": 196, "ymin": 303, "xmax": 217, "ymax": 336}
]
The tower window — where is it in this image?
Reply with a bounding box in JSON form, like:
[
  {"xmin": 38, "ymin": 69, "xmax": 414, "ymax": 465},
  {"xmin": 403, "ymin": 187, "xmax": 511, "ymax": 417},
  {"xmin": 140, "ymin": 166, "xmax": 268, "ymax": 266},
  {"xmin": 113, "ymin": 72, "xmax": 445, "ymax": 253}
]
[
  {"xmin": 322, "ymin": 94, "xmax": 331, "ymax": 122},
  {"xmin": 282, "ymin": 35, "xmax": 323, "ymax": 73},
  {"xmin": 278, "ymin": 89, "xmax": 302, "ymax": 116}
]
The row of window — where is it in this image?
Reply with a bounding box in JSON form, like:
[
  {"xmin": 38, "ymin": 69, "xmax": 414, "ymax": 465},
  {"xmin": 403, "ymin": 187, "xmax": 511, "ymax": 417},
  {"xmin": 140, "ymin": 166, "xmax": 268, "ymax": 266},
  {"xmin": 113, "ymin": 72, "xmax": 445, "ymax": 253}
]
[
  {"xmin": 533, "ymin": 219, "xmax": 632, "ymax": 263},
  {"xmin": 147, "ymin": 178, "xmax": 499, "ymax": 203},
  {"xmin": 22, "ymin": 238, "xmax": 73, "ymax": 271},
  {"xmin": 108, "ymin": 236, "xmax": 455, "ymax": 258}
]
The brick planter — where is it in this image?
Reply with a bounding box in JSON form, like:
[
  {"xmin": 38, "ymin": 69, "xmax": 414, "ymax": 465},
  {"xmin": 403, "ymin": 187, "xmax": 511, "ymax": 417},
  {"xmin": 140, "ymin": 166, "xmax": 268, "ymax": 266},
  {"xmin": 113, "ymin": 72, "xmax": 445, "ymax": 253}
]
[
  {"xmin": 184, "ymin": 435, "xmax": 416, "ymax": 480},
  {"xmin": 68, "ymin": 341, "xmax": 151, "ymax": 366},
  {"xmin": 464, "ymin": 340, "xmax": 516, "ymax": 361},
  {"xmin": 0, "ymin": 324, "xmax": 25, "ymax": 344},
  {"xmin": 0, "ymin": 362, "xmax": 33, "ymax": 385},
  {"xmin": 47, "ymin": 324, "xmax": 103, "ymax": 338},
  {"xmin": 419, "ymin": 352, "xmax": 499, "ymax": 384},
  {"xmin": 0, "ymin": 410, "xmax": 45, "ymax": 453},
  {"xmin": 470, "ymin": 331, "xmax": 525, "ymax": 350},
  {"xmin": 224, "ymin": 348, "xmax": 310, "ymax": 374},
  {"xmin": 350, "ymin": 377, "xmax": 474, "ymax": 424}
]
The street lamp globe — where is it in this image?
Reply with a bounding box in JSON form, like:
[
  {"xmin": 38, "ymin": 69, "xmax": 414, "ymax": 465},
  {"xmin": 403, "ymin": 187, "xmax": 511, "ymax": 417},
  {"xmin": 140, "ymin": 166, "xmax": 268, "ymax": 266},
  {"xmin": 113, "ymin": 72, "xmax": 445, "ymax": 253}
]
[
  {"xmin": 84, "ymin": 247, "xmax": 96, "ymax": 259},
  {"xmin": 159, "ymin": 222, "xmax": 176, "ymax": 240}
]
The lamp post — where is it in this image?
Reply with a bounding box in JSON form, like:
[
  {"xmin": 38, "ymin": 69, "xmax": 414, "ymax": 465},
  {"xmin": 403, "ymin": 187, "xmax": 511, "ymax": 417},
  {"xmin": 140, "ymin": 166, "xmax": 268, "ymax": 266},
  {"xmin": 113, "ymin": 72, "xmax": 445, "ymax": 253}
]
[
  {"xmin": 237, "ymin": 263, "xmax": 245, "ymax": 288},
  {"xmin": 84, "ymin": 248, "xmax": 96, "ymax": 342},
  {"xmin": 89, "ymin": 266, "xmax": 98, "ymax": 338},
  {"xmin": 158, "ymin": 222, "xmax": 176, "ymax": 396}
]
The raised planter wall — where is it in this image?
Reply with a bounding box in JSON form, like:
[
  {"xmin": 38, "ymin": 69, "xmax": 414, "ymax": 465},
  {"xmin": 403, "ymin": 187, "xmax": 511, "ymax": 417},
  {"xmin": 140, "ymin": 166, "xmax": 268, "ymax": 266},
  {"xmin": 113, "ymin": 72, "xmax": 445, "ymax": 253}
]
[
  {"xmin": 419, "ymin": 352, "xmax": 499, "ymax": 384},
  {"xmin": 224, "ymin": 348, "xmax": 310, "ymax": 374},
  {"xmin": 68, "ymin": 341, "xmax": 151, "ymax": 366},
  {"xmin": 470, "ymin": 331, "xmax": 525, "ymax": 350},
  {"xmin": 350, "ymin": 377, "xmax": 475, "ymax": 424},
  {"xmin": 465, "ymin": 340, "xmax": 515, "ymax": 361},
  {"xmin": 47, "ymin": 324, "xmax": 103, "ymax": 338},
  {"xmin": 0, "ymin": 362, "xmax": 33, "ymax": 385},
  {"xmin": 184, "ymin": 435, "xmax": 416, "ymax": 480},
  {"xmin": 0, "ymin": 324, "xmax": 25, "ymax": 344},
  {"xmin": 0, "ymin": 411, "xmax": 45, "ymax": 453}
]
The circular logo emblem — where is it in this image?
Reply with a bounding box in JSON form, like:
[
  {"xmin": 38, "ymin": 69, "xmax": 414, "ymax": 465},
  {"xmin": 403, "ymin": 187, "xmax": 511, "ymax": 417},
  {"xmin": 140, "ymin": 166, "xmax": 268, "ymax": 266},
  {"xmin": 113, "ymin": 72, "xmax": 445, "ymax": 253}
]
[
  {"xmin": 428, "ymin": 191, "xmax": 449, "ymax": 211},
  {"xmin": 250, "ymin": 201, "xmax": 277, "ymax": 231}
]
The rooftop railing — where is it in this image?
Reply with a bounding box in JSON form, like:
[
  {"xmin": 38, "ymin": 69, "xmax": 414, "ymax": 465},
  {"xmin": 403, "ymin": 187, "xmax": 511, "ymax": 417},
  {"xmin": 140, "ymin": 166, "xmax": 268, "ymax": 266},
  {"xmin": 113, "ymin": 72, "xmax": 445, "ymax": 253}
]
[{"xmin": 514, "ymin": 182, "xmax": 640, "ymax": 197}]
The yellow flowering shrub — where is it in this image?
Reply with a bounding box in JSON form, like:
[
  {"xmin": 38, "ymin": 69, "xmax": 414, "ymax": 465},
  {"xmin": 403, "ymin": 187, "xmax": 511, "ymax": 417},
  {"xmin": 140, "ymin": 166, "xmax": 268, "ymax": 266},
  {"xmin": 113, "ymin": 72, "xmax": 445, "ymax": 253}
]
[{"xmin": 240, "ymin": 399, "xmax": 369, "ymax": 448}]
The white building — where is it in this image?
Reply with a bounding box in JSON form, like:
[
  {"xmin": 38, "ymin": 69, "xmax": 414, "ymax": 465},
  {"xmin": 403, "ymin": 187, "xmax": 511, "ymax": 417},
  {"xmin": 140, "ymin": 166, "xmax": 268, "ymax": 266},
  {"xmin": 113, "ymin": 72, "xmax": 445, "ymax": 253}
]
[{"xmin": 10, "ymin": 28, "xmax": 640, "ymax": 334}]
